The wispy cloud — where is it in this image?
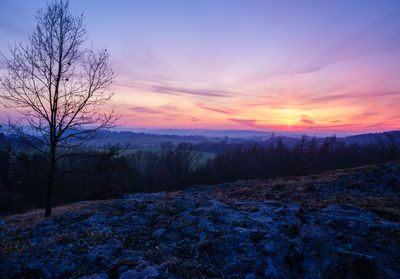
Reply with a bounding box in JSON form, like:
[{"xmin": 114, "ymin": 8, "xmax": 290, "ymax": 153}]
[
  {"xmin": 226, "ymin": 116, "xmax": 394, "ymax": 133},
  {"xmin": 129, "ymin": 106, "xmax": 165, "ymax": 114},
  {"xmin": 129, "ymin": 104, "xmax": 179, "ymax": 115},
  {"xmin": 196, "ymin": 103, "xmax": 236, "ymax": 115},
  {"xmin": 249, "ymin": 20, "xmax": 400, "ymax": 84},
  {"xmin": 301, "ymin": 118, "xmax": 314, "ymax": 124},
  {"xmin": 228, "ymin": 118, "xmax": 259, "ymax": 128},
  {"xmin": 250, "ymin": 65, "xmax": 326, "ymax": 82},
  {"xmin": 305, "ymin": 90, "xmax": 400, "ymax": 104},
  {"xmin": 152, "ymin": 85, "xmax": 235, "ymax": 98}
]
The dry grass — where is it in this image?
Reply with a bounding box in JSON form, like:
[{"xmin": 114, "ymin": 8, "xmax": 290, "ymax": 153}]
[
  {"xmin": 209, "ymin": 164, "xmax": 384, "ymax": 202},
  {"xmin": 206, "ymin": 162, "xmax": 400, "ymax": 221},
  {"xmin": 353, "ymin": 196, "xmax": 400, "ymax": 221},
  {"xmin": 3, "ymin": 162, "xmax": 398, "ymax": 228},
  {"xmin": 3, "ymin": 199, "xmax": 114, "ymax": 229}
]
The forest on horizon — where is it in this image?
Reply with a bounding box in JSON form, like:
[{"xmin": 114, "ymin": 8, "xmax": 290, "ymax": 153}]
[{"xmin": 1, "ymin": 130, "xmax": 399, "ymax": 215}]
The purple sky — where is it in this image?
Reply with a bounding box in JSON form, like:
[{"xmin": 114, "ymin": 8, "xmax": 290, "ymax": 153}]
[{"xmin": 1, "ymin": 0, "xmax": 400, "ymax": 135}]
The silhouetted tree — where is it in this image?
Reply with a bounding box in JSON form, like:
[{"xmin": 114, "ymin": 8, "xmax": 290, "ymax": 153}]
[{"xmin": 0, "ymin": 0, "xmax": 117, "ymax": 217}]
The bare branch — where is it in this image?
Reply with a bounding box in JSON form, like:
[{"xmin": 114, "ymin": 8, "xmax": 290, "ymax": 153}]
[{"xmin": 0, "ymin": 0, "xmax": 118, "ymax": 217}]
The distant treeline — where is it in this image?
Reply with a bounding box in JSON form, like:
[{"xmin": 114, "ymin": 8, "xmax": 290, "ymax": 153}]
[{"xmin": 0, "ymin": 132, "xmax": 399, "ymax": 214}]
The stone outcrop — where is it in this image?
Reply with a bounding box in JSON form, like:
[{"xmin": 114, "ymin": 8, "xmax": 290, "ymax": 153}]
[{"xmin": 1, "ymin": 162, "xmax": 399, "ymax": 278}]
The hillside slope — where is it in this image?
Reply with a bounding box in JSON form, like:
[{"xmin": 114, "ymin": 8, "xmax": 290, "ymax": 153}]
[{"xmin": 1, "ymin": 162, "xmax": 400, "ymax": 278}]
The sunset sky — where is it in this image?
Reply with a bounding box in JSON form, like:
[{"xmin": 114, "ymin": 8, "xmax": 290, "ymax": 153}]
[{"xmin": 1, "ymin": 0, "xmax": 400, "ymax": 135}]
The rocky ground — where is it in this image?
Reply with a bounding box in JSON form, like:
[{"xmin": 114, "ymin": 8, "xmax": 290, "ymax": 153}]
[{"xmin": 1, "ymin": 162, "xmax": 400, "ymax": 278}]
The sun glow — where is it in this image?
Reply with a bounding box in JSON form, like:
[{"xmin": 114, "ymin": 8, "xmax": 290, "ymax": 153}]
[
  {"xmin": 279, "ymin": 109, "xmax": 301, "ymax": 127},
  {"xmin": 1, "ymin": 1, "xmax": 400, "ymax": 135}
]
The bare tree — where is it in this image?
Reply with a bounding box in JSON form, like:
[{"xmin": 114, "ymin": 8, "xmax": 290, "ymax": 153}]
[{"xmin": 0, "ymin": 0, "xmax": 117, "ymax": 217}]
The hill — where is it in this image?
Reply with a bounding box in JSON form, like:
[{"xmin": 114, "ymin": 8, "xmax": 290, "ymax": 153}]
[
  {"xmin": 86, "ymin": 130, "xmax": 400, "ymax": 149},
  {"xmin": 2, "ymin": 129, "xmax": 399, "ymax": 150},
  {"xmin": 1, "ymin": 162, "xmax": 400, "ymax": 278}
]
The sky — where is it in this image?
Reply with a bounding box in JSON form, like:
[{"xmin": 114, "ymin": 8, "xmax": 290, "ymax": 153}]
[{"xmin": 1, "ymin": 0, "xmax": 400, "ymax": 136}]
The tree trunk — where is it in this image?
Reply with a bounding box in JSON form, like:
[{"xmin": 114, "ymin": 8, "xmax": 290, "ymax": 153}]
[
  {"xmin": 45, "ymin": 146, "xmax": 56, "ymax": 218},
  {"xmin": 45, "ymin": 172, "xmax": 54, "ymax": 217}
]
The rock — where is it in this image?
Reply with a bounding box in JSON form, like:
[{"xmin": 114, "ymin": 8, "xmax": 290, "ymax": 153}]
[
  {"xmin": 81, "ymin": 214, "xmax": 108, "ymax": 226},
  {"xmin": 263, "ymin": 200, "xmax": 279, "ymax": 205},
  {"xmin": 108, "ymin": 258, "xmax": 139, "ymax": 278},
  {"xmin": 249, "ymin": 229, "xmax": 267, "ymax": 243},
  {"xmin": 151, "ymin": 228, "xmax": 166, "ymax": 240},
  {"xmin": 2, "ymin": 162, "xmax": 400, "ymax": 278},
  {"xmin": 286, "ymin": 204, "xmax": 302, "ymax": 215},
  {"xmin": 300, "ymin": 224, "xmax": 326, "ymax": 242},
  {"xmin": 245, "ymin": 274, "xmax": 257, "ymax": 279},
  {"xmin": 0, "ymin": 219, "xmax": 6, "ymax": 229},
  {"xmin": 144, "ymin": 203, "xmax": 156, "ymax": 216},
  {"xmin": 263, "ymin": 233, "xmax": 290, "ymax": 256},
  {"xmin": 250, "ymin": 215, "xmax": 274, "ymax": 225},
  {"xmin": 321, "ymin": 250, "xmax": 382, "ymax": 279},
  {"xmin": 273, "ymin": 207, "xmax": 293, "ymax": 216},
  {"xmin": 119, "ymin": 266, "xmax": 159, "ymax": 279},
  {"xmin": 264, "ymin": 258, "xmax": 284, "ymax": 278},
  {"xmin": 79, "ymin": 273, "xmax": 109, "ymax": 279},
  {"xmin": 9, "ymin": 265, "xmax": 51, "ymax": 279}
]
